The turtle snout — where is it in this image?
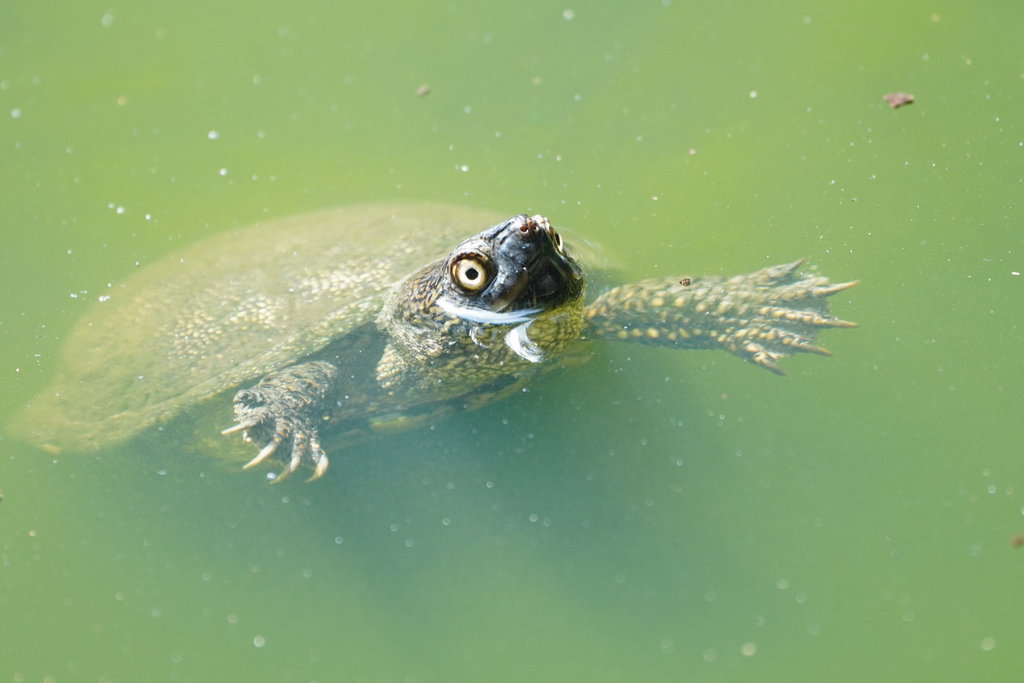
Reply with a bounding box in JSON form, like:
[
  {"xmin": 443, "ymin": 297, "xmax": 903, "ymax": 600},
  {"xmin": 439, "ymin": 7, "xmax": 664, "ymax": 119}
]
[{"xmin": 510, "ymin": 214, "xmax": 553, "ymax": 235}]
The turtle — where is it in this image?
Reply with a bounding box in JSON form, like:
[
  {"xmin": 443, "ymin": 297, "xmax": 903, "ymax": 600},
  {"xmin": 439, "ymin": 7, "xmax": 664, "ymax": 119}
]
[{"xmin": 12, "ymin": 202, "xmax": 858, "ymax": 482}]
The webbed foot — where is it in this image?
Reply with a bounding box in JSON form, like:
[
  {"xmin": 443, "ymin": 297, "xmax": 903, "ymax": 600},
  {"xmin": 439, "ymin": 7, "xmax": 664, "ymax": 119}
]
[
  {"xmin": 220, "ymin": 361, "xmax": 337, "ymax": 482},
  {"xmin": 584, "ymin": 261, "xmax": 858, "ymax": 373},
  {"xmin": 718, "ymin": 261, "xmax": 858, "ymax": 373}
]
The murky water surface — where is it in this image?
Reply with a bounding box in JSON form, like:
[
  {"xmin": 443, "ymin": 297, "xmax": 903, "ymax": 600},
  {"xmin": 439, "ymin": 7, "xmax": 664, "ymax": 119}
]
[{"xmin": 2, "ymin": 1, "xmax": 1022, "ymax": 681}]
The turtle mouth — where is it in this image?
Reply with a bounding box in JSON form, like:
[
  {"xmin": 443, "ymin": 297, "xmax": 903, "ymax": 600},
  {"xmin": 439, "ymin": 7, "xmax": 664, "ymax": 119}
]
[
  {"xmin": 488, "ymin": 265, "xmax": 531, "ymax": 313},
  {"xmin": 435, "ymin": 296, "xmax": 541, "ymax": 325}
]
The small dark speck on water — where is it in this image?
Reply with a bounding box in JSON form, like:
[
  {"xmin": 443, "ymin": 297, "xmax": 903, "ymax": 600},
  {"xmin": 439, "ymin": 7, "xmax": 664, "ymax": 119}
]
[
  {"xmin": 1011, "ymin": 534, "xmax": 1023, "ymax": 549},
  {"xmin": 883, "ymin": 92, "xmax": 914, "ymax": 108},
  {"xmin": 679, "ymin": 278, "xmax": 691, "ymax": 286}
]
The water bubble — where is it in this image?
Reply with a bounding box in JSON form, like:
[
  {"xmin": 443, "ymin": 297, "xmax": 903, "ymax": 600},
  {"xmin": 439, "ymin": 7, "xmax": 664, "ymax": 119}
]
[
  {"xmin": 208, "ymin": 130, "xmax": 219, "ymax": 139},
  {"xmin": 254, "ymin": 636, "xmax": 265, "ymax": 647},
  {"xmin": 776, "ymin": 578, "xmax": 790, "ymax": 589},
  {"xmin": 563, "ymin": 9, "xmax": 574, "ymax": 20},
  {"xmin": 335, "ymin": 536, "xmax": 343, "ymax": 544},
  {"xmin": 405, "ymin": 539, "xmax": 414, "ymax": 547},
  {"xmin": 981, "ymin": 637, "xmax": 995, "ymax": 650},
  {"xmin": 741, "ymin": 642, "xmax": 757, "ymax": 656}
]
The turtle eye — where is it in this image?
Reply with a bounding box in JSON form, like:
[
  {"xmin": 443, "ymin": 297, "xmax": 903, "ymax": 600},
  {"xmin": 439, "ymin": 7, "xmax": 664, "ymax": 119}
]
[
  {"xmin": 552, "ymin": 230, "xmax": 564, "ymax": 254},
  {"xmin": 451, "ymin": 255, "xmax": 491, "ymax": 293}
]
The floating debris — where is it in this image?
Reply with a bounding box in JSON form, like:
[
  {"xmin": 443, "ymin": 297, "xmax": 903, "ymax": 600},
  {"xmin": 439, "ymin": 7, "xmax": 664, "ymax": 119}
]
[
  {"xmin": 883, "ymin": 92, "xmax": 914, "ymax": 109},
  {"xmin": 416, "ymin": 84, "xmax": 431, "ymax": 97}
]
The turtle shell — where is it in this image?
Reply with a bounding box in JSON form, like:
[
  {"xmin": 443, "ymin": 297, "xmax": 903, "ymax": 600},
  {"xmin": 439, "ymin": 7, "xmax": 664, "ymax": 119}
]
[{"xmin": 14, "ymin": 203, "xmax": 513, "ymax": 452}]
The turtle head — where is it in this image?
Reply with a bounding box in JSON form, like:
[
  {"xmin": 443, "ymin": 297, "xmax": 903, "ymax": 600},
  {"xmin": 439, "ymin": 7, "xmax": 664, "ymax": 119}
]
[
  {"xmin": 377, "ymin": 214, "xmax": 586, "ymax": 395},
  {"xmin": 437, "ymin": 213, "xmax": 584, "ymax": 327}
]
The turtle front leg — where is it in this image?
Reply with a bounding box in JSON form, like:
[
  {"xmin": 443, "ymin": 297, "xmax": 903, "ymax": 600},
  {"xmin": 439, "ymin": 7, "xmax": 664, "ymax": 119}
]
[
  {"xmin": 221, "ymin": 361, "xmax": 339, "ymax": 482},
  {"xmin": 583, "ymin": 260, "xmax": 858, "ymax": 375}
]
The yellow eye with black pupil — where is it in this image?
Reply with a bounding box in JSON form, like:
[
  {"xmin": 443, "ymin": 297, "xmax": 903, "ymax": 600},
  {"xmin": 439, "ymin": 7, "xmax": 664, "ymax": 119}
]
[{"xmin": 453, "ymin": 257, "xmax": 489, "ymax": 291}]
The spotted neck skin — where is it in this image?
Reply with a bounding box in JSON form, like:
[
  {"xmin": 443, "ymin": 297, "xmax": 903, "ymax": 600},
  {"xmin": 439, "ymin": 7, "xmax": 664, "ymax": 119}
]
[{"xmin": 375, "ymin": 214, "xmax": 585, "ymax": 404}]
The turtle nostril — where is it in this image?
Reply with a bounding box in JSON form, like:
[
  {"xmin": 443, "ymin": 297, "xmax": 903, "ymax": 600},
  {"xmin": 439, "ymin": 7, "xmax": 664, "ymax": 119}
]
[{"xmin": 517, "ymin": 214, "xmax": 539, "ymax": 234}]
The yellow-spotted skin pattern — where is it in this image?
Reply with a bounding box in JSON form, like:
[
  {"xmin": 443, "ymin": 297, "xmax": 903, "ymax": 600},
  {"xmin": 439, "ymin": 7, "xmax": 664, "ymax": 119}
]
[{"xmin": 584, "ymin": 260, "xmax": 858, "ymax": 375}]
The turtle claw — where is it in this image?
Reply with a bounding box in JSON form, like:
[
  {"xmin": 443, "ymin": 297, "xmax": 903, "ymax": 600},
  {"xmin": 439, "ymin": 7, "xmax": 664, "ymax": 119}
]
[
  {"xmin": 243, "ymin": 438, "xmax": 280, "ymax": 469},
  {"xmin": 815, "ymin": 280, "xmax": 861, "ymax": 297},
  {"xmin": 305, "ymin": 434, "xmax": 330, "ymax": 482},
  {"xmin": 815, "ymin": 316, "xmax": 859, "ymax": 329},
  {"xmin": 801, "ymin": 343, "xmax": 832, "ymax": 357},
  {"xmin": 306, "ymin": 452, "xmax": 330, "ymax": 483},
  {"xmin": 270, "ymin": 448, "xmax": 303, "ymax": 484},
  {"xmin": 761, "ymin": 258, "xmax": 807, "ymax": 283},
  {"xmin": 751, "ymin": 350, "xmax": 786, "ymax": 376},
  {"xmin": 221, "ymin": 420, "xmax": 258, "ymax": 435}
]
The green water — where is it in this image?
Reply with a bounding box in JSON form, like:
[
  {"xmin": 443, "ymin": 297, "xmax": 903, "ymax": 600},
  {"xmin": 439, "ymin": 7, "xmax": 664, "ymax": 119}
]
[{"xmin": 2, "ymin": 1, "xmax": 1022, "ymax": 681}]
